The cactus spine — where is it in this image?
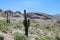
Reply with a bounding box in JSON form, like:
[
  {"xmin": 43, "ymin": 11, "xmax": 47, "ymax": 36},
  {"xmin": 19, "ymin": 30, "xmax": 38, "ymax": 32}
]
[{"xmin": 23, "ymin": 9, "xmax": 30, "ymax": 37}]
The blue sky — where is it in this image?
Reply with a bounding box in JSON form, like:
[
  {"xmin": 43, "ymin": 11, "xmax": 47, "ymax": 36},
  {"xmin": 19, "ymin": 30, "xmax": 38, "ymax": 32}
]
[{"xmin": 0, "ymin": 0, "xmax": 60, "ymax": 15}]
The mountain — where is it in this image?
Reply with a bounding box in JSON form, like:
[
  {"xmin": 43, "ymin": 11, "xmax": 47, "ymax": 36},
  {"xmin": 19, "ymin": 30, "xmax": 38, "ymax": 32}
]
[
  {"xmin": 0, "ymin": 9, "xmax": 53, "ymax": 19},
  {"xmin": 27, "ymin": 12, "xmax": 53, "ymax": 19},
  {"xmin": 53, "ymin": 14, "xmax": 60, "ymax": 20},
  {"xmin": 0, "ymin": 9, "xmax": 23, "ymax": 17},
  {"xmin": 13, "ymin": 11, "xmax": 22, "ymax": 17}
]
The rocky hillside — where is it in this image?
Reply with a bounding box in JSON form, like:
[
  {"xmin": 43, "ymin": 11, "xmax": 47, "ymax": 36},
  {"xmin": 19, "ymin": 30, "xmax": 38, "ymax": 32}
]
[
  {"xmin": 0, "ymin": 16, "xmax": 60, "ymax": 40},
  {"xmin": 0, "ymin": 9, "xmax": 60, "ymax": 40}
]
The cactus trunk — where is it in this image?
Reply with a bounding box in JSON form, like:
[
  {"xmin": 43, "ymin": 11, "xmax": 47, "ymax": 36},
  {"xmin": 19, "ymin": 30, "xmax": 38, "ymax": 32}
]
[
  {"xmin": 7, "ymin": 12, "xmax": 9, "ymax": 23},
  {"xmin": 6, "ymin": 12, "xmax": 10, "ymax": 24}
]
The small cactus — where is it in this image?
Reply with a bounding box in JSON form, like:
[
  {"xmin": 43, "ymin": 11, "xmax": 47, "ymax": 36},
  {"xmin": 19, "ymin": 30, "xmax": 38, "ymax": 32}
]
[{"xmin": 23, "ymin": 9, "xmax": 30, "ymax": 37}]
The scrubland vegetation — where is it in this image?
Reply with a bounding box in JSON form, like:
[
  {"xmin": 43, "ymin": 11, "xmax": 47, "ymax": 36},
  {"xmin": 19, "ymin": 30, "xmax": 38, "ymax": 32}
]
[{"xmin": 0, "ymin": 19, "xmax": 60, "ymax": 40}]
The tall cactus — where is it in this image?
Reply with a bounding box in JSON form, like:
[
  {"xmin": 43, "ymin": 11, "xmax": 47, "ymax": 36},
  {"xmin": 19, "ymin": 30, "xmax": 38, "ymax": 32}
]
[
  {"xmin": 23, "ymin": 9, "xmax": 30, "ymax": 37},
  {"xmin": 6, "ymin": 12, "xmax": 10, "ymax": 24}
]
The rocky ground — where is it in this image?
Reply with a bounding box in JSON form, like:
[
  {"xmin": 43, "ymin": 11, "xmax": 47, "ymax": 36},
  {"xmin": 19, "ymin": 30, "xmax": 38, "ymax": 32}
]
[{"xmin": 0, "ymin": 16, "xmax": 60, "ymax": 40}]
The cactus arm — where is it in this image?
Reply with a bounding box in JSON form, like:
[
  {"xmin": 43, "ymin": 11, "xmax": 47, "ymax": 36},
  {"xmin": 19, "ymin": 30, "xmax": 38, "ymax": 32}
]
[{"xmin": 27, "ymin": 19, "xmax": 30, "ymax": 28}]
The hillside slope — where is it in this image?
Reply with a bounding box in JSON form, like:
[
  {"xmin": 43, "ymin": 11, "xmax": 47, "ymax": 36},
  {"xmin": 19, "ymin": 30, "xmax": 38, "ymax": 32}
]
[{"xmin": 0, "ymin": 16, "xmax": 60, "ymax": 40}]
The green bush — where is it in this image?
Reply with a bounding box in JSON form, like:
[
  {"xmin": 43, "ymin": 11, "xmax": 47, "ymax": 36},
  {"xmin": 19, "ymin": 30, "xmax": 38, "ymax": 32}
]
[
  {"xmin": 0, "ymin": 20, "xmax": 10, "ymax": 27},
  {"xmin": 11, "ymin": 23, "xmax": 23, "ymax": 29},
  {"xmin": 36, "ymin": 36, "xmax": 57, "ymax": 40},
  {"xmin": 55, "ymin": 35, "xmax": 60, "ymax": 40},
  {"xmin": 0, "ymin": 34, "xmax": 4, "ymax": 40},
  {"xmin": 14, "ymin": 33, "xmax": 29, "ymax": 40},
  {"xmin": 35, "ymin": 36, "xmax": 49, "ymax": 40},
  {"xmin": 1, "ymin": 27, "xmax": 8, "ymax": 33},
  {"xmin": 0, "ymin": 20, "xmax": 10, "ymax": 33}
]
